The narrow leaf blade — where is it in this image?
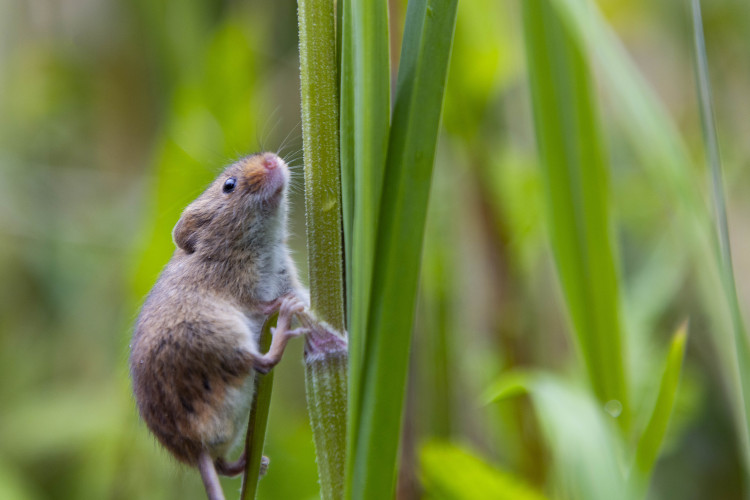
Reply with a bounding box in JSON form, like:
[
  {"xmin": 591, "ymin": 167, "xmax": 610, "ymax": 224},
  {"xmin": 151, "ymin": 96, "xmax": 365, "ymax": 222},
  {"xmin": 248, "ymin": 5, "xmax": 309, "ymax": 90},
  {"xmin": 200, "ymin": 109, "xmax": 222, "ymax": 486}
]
[
  {"xmin": 240, "ymin": 314, "xmax": 277, "ymax": 500},
  {"xmin": 689, "ymin": 0, "xmax": 750, "ymax": 472},
  {"xmin": 522, "ymin": 0, "xmax": 628, "ymax": 424},
  {"xmin": 342, "ymin": 0, "xmax": 391, "ymax": 489},
  {"xmin": 633, "ymin": 323, "xmax": 688, "ymax": 484},
  {"xmin": 350, "ymin": 0, "xmax": 458, "ymax": 498}
]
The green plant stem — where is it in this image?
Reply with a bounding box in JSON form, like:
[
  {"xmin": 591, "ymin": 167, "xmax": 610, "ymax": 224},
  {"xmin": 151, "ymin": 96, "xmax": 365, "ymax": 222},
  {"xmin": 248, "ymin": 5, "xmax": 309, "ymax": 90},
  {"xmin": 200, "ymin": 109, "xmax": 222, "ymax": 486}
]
[
  {"xmin": 298, "ymin": 0, "xmax": 345, "ymax": 331},
  {"xmin": 302, "ymin": 315, "xmax": 348, "ymax": 500},
  {"xmin": 297, "ymin": 0, "xmax": 348, "ymax": 498}
]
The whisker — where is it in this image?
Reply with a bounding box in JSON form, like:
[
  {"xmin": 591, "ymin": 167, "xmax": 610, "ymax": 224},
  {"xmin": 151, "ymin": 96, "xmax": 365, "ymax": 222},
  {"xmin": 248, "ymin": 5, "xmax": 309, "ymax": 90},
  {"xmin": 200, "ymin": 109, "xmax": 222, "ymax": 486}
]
[
  {"xmin": 258, "ymin": 107, "xmax": 282, "ymax": 153},
  {"xmin": 277, "ymin": 121, "xmax": 302, "ymax": 157}
]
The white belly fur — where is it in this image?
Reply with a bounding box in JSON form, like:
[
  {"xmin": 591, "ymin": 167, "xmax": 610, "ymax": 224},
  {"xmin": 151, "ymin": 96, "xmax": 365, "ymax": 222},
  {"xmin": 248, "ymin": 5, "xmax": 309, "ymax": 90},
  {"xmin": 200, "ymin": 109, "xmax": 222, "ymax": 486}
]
[{"xmin": 205, "ymin": 372, "xmax": 256, "ymax": 458}]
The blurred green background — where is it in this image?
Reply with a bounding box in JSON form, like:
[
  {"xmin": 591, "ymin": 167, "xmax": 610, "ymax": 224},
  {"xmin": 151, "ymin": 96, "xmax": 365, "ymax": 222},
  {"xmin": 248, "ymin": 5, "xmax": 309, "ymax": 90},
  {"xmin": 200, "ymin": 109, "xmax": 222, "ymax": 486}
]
[{"xmin": 1, "ymin": 0, "xmax": 749, "ymax": 499}]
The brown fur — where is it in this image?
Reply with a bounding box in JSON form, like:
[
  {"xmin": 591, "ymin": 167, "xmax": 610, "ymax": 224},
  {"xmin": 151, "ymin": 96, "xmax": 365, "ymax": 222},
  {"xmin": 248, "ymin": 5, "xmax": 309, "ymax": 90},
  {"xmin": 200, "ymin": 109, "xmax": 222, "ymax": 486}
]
[{"xmin": 129, "ymin": 153, "xmax": 303, "ymax": 471}]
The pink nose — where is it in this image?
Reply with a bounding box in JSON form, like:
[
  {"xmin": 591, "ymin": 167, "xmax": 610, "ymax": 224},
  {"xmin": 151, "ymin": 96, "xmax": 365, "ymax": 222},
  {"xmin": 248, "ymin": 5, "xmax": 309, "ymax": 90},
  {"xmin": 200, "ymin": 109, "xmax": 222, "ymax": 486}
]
[{"xmin": 262, "ymin": 155, "xmax": 278, "ymax": 171}]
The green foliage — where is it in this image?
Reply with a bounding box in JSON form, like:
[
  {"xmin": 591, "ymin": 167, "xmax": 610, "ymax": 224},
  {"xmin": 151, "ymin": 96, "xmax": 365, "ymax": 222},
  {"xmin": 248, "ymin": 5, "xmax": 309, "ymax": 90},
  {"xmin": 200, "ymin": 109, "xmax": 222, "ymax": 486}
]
[
  {"xmin": 133, "ymin": 19, "xmax": 267, "ymax": 297},
  {"xmin": 346, "ymin": 1, "xmax": 458, "ymax": 498},
  {"xmin": 488, "ymin": 374, "xmax": 632, "ymax": 500},
  {"xmin": 690, "ymin": 0, "xmax": 750, "ymax": 472},
  {"xmin": 3, "ymin": 0, "xmax": 750, "ymax": 498},
  {"xmin": 633, "ymin": 324, "xmax": 688, "ymax": 485},
  {"xmin": 419, "ymin": 441, "xmax": 548, "ymax": 500},
  {"xmin": 522, "ymin": 0, "xmax": 628, "ymax": 424},
  {"xmin": 339, "ymin": 1, "xmax": 391, "ymax": 490}
]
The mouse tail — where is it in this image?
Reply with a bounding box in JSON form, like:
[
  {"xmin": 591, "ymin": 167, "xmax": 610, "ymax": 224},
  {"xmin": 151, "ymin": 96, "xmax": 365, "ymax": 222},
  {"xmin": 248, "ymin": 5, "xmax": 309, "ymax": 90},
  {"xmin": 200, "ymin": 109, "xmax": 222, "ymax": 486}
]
[
  {"xmin": 198, "ymin": 450, "xmax": 226, "ymax": 500},
  {"xmin": 215, "ymin": 452, "xmax": 246, "ymax": 476},
  {"xmin": 216, "ymin": 452, "xmax": 270, "ymax": 477}
]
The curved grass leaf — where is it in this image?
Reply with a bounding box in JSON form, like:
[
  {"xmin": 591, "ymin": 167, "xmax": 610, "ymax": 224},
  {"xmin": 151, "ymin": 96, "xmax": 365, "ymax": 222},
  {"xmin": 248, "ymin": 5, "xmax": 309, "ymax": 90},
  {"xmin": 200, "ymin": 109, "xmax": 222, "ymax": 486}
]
[
  {"xmin": 633, "ymin": 323, "xmax": 688, "ymax": 488},
  {"xmin": 521, "ymin": 0, "xmax": 628, "ymax": 426},
  {"xmin": 488, "ymin": 374, "xmax": 632, "ymax": 500}
]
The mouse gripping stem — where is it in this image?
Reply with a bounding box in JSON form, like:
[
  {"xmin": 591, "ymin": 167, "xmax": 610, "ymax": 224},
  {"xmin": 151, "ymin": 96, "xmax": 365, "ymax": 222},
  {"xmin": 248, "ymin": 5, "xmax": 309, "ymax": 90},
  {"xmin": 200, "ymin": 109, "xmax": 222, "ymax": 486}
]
[{"xmin": 255, "ymin": 295, "xmax": 307, "ymax": 374}]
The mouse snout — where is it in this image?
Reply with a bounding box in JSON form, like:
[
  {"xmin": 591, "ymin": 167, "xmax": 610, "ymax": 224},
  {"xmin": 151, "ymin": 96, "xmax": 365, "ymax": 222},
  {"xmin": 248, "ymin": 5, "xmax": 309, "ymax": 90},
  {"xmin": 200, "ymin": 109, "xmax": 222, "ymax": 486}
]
[
  {"xmin": 237, "ymin": 153, "xmax": 287, "ymax": 201},
  {"xmin": 262, "ymin": 154, "xmax": 281, "ymax": 171}
]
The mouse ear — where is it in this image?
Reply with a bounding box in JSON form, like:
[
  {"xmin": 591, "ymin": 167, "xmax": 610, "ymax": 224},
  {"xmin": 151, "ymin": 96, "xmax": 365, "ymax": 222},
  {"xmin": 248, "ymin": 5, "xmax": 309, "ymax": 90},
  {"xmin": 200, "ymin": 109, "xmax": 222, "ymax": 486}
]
[{"xmin": 173, "ymin": 208, "xmax": 209, "ymax": 254}]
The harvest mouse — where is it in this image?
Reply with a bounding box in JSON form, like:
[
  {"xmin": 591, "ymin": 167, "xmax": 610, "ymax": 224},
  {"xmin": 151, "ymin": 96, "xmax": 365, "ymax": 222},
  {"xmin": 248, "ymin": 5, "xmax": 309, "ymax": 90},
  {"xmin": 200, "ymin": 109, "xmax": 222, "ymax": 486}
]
[{"xmin": 129, "ymin": 152, "xmax": 307, "ymax": 500}]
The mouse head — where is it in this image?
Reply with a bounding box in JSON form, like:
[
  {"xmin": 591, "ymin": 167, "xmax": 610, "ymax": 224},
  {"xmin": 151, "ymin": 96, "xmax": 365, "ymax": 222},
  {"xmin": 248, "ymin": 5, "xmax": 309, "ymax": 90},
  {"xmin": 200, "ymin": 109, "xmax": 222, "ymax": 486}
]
[{"xmin": 173, "ymin": 153, "xmax": 290, "ymax": 256}]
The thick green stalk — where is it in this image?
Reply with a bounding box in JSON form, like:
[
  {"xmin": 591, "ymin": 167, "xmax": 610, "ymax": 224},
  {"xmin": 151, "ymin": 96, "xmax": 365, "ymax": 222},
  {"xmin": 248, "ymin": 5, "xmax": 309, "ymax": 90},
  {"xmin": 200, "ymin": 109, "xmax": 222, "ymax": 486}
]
[
  {"xmin": 350, "ymin": 0, "xmax": 458, "ymax": 498},
  {"xmin": 303, "ymin": 318, "xmax": 348, "ymax": 500},
  {"xmin": 298, "ymin": 0, "xmax": 345, "ymax": 331},
  {"xmin": 297, "ymin": 0, "xmax": 348, "ymax": 498}
]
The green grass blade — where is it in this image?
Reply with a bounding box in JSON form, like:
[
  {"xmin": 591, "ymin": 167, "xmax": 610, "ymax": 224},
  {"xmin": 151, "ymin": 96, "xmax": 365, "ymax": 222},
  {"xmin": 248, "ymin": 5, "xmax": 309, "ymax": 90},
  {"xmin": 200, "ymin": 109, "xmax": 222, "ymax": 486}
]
[
  {"xmin": 531, "ymin": 379, "xmax": 631, "ymax": 500},
  {"xmin": 633, "ymin": 323, "xmax": 688, "ymax": 487},
  {"xmin": 689, "ymin": 0, "xmax": 750, "ymax": 472},
  {"xmin": 420, "ymin": 441, "xmax": 549, "ymax": 500},
  {"xmin": 349, "ymin": 1, "xmax": 458, "ymax": 498},
  {"xmin": 339, "ymin": 0, "xmax": 354, "ymax": 322},
  {"xmin": 521, "ymin": 0, "xmax": 628, "ymax": 425},
  {"xmin": 341, "ymin": 0, "xmax": 391, "ymax": 489},
  {"xmin": 488, "ymin": 374, "xmax": 631, "ymax": 500},
  {"xmin": 550, "ymin": 0, "xmax": 699, "ymax": 212},
  {"xmin": 552, "ymin": 0, "xmax": 750, "ymax": 474},
  {"xmin": 348, "ymin": 0, "xmax": 391, "ymax": 350},
  {"xmin": 240, "ymin": 314, "xmax": 277, "ymax": 500}
]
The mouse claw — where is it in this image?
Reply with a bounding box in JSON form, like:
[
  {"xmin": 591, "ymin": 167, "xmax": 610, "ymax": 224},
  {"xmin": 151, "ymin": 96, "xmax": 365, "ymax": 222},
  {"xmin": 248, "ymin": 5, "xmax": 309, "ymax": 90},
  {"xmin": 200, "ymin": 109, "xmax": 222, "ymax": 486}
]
[
  {"xmin": 279, "ymin": 295, "xmax": 305, "ymax": 315},
  {"xmin": 276, "ymin": 296, "xmax": 306, "ymax": 331}
]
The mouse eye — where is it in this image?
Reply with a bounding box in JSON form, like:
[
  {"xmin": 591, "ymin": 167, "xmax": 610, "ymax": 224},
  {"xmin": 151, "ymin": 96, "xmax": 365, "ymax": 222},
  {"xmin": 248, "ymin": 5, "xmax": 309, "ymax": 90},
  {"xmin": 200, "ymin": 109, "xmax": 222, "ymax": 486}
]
[{"xmin": 222, "ymin": 177, "xmax": 237, "ymax": 193}]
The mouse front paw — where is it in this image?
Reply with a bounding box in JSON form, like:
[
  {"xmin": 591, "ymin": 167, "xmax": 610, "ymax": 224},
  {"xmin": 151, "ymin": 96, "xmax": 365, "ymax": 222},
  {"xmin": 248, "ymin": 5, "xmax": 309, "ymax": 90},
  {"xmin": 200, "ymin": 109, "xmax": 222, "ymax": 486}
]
[
  {"xmin": 280, "ymin": 294, "xmax": 305, "ymax": 316},
  {"xmin": 260, "ymin": 292, "xmax": 307, "ymax": 316},
  {"xmin": 255, "ymin": 297, "xmax": 306, "ymax": 374}
]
